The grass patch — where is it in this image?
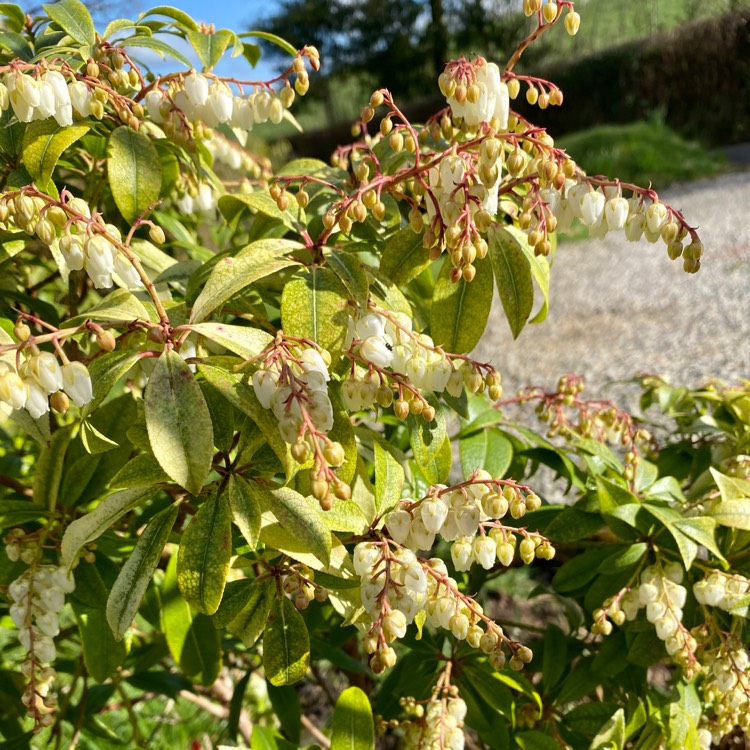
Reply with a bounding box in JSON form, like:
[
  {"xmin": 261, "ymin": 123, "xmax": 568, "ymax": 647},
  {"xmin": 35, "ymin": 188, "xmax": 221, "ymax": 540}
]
[{"xmin": 557, "ymin": 118, "xmax": 727, "ymax": 191}]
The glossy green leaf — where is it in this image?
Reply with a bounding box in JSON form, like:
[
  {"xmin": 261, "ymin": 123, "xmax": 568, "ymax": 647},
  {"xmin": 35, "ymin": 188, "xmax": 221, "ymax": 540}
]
[
  {"xmin": 241, "ymin": 29, "xmax": 296, "ymax": 55},
  {"xmin": 186, "ymin": 28, "xmax": 233, "ymax": 70},
  {"xmin": 373, "ymin": 440, "xmax": 404, "ymax": 517},
  {"xmin": 161, "ymin": 554, "xmax": 221, "ymax": 685},
  {"xmin": 67, "ymin": 288, "xmax": 150, "ymax": 325},
  {"xmin": 330, "ymin": 686, "xmax": 374, "ymax": 750},
  {"xmin": 488, "ymin": 224, "xmax": 534, "ymax": 339},
  {"xmin": 407, "ymin": 396, "xmax": 451, "ymax": 484},
  {"xmin": 227, "ymin": 474, "xmax": 262, "ymax": 549},
  {"xmin": 459, "ymin": 428, "xmax": 512, "ymax": 478},
  {"xmin": 226, "ymin": 578, "xmax": 275, "ymax": 646},
  {"xmin": 430, "ymin": 253, "xmax": 492, "ymax": 353},
  {"xmin": 22, "ymin": 120, "xmax": 90, "ymax": 186},
  {"xmin": 145, "ymin": 350, "xmax": 213, "ymax": 495},
  {"xmin": 210, "ymin": 579, "xmax": 256, "ymax": 628},
  {"xmin": 107, "ymin": 125, "xmax": 162, "ymax": 223},
  {"xmin": 380, "ymin": 227, "xmax": 431, "ymax": 286},
  {"xmin": 61, "ymin": 486, "xmax": 158, "ymax": 569},
  {"xmin": 710, "ymin": 469, "xmax": 750, "ymax": 529},
  {"xmin": 590, "ymin": 707, "xmax": 626, "ymax": 750},
  {"xmin": 177, "ymin": 493, "xmax": 232, "ymax": 615},
  {"xmin": 0, "ymin": 500, "xmax": 47, "ymax": 529},
  {"xmin": 263, "ymin": 596, "xmax": 310, "ymax": 686},
  {"xmin": 82, "ymin": 350, "xmax": 141, "ymax": 416},
  {"xmin": 73, "ymin": 604, "xmax": 127, "ymax": 683},
  {"xmin": 281, "ymin": 267, "xmax": 351, "ymax": 356},
  {"xmin": 504, "ymin": 224, "xmax": 550, "ymax": 325},
  {"xmin": 117, "ymin": 35, "xmax": 194, "ymax": 68},
  {"xmin": 137, "ymin": 5, "xmax": 199, "ymax": 30},
  {"xmin": 110, "ymin": 454, "xmax": 171, "ymax": 489},
  {"xmin": 43, "ymin": 0, "xmax": 94, "ymax": 45},
  {"xmin": 189, "ymin": 239, "xmax": 302, "ymax": 323},
  {"xmin": 327, "ymin": 248, "xmax": 370, "ymax": 309},
  {"xmin": 107, "ymin": 502, "xmax": 179, "ymax": 640},
  {"xmin": 32, "ymin": 426, "xmax": 72, "ymax": 512},
  {"xmin": 187, "ymin": 322, "xmax": 273, "ymax": 359},
  {"xmin": 218, "ymin": 191, "xmax": 300, "ymax": 230}
]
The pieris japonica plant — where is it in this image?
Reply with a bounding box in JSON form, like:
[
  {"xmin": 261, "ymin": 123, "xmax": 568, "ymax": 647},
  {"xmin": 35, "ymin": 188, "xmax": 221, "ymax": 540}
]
[{"xmin": 0, "ymin": 0, "xmax": 746, "ymax": 748}]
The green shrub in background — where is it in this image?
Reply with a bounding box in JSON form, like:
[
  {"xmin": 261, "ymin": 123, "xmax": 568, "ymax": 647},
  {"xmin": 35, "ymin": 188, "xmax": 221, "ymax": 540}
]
[{"xmin": 0, "ymin": 1, "xmax": 747, "ymax": 749}]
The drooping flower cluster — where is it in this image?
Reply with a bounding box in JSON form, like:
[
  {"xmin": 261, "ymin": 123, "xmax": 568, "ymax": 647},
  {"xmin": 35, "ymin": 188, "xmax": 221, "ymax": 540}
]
[
  {"xmin": 697, "ymin": 639, "xmax": 750, "ymax": 749},
  {"xmin": 0, "ymin": 353, "xmax": 92, "ymax": 419},
  {"xmin": 440, "ymin": 57, "xmax": 509, "ymax": 131},
  {"xmin": 252, "ymin": 338, "xmax": 348, "ymax": 507},
  {"xmin": 400, "ymin": 693, "xmax": 468, "ymax": 750},
  {"xmin": 0, "ymin": 191, "xmax": 143, "ymax": 290},
  {"xmin": 693, "ymin": 571, "xmax": 750, "ymax": 615},
  {"xmin": 5, "ymin": 554, "xmax": 75, "ymax": 729},
  {"xmin": 173, "ymin": 181, "xmax": 218, "ymax": 217},
  {"xmin": 343, "ymin": 310, "xmax": 501, "ymax": 419},
  {"xmin": 2, "ymin": 70, "xmax": 83, "ymax": 126},
  {"xmin": 616, "ymin": 563, "xmax": 698, "ymax": 675},
  {"xmin": 384, "ymin": 470, "xmax": 548, "ymax": 571}
]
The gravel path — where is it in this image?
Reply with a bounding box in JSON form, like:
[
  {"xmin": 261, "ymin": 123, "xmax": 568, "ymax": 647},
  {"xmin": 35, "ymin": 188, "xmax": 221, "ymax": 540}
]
[{"xmin": 475, "ymin": 170, "xmax": 750, "ymax": 407}]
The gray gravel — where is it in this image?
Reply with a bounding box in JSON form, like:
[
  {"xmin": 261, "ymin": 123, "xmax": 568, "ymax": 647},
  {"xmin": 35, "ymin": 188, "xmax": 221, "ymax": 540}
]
[{"xmin": 475, "ymin": 170, "xmax": 750, "ymax": 408}]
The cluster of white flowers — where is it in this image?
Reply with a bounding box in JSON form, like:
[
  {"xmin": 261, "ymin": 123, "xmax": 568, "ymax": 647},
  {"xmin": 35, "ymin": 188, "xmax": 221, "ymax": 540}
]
[
  {"xmin": 440, "ymin": 58, "xmax": 509, "ymax": 131},
  {"xmin": 693, "ymin": 571, "xmax": 750, "ymax": 614},
  {"xmin": 0, "ymin": 71, "xmax": 98, "ymax": 126},
  {"xmin": 144, "ymin": 72, "xmax": 295, "ymax": 135},
  {"xmin": 174, "ymin": 182, "xmax": 218, "ymax": 217},
  {"xmin": 0, "ymin": 354, "xmax": 92, "ymax": 419},
  {"xmin": 253, "ymin": 347, "xmax": 335, "ymax": 447},
  {"xmin": 6, "ymin": 561, "xmax": 75, "ymax": 726},
  {"xmin": 619, "ymin": 563, "xmax": 697, "ymax": 669},
  {"xmin": 697, "ymin": 640, "xmax": 750, "ymax": 749},
  {"xmin": 205, "ymin": 134, "xmax": 259, "ymax": 174},
  {"xmin": 537, "ymin": 182, "xmax": 703, "ymax": 272},
  {"xmin": 0, "ymin": 193, "xmax": 142, "ymax": 290},
  {"xmin": 401, "ymin": 694, "xmax": 468, "ymax": 750},
  {"xmin": 383, "ymin": 471, "xmax": 547, "ymax": 571}
]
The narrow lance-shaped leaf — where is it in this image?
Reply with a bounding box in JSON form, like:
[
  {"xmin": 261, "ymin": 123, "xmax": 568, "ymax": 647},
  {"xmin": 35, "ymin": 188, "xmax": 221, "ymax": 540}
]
[
  {"xmin": 107, "ymin": 125, "xmax": 162, "ymax": 223},
  {"xmin": 227, "ymin": 474, "xmax": 261, "ymax": 549},
  {"xmin": 330, "ymin": 686, "xmax": 375, "ymax": 750},
  {"xmin": 225, "ymin": 578, "xmax": 276, "ymax": 646},
  {"xmin": 145, "ymin": 349, "xmax": 213, "ymax": 495},
  {"xmin": 373, "ymin": 440, "xmax": 404, "ymax": 517},
  {"xmin": 43, "ymin": 0, "xmax": 95, "ymax": 45},
  {"xmin": 107, "ymin": 502, "xmax": 180, "ymax": 640},
  {"xmin": 177, "ymin": 493, "xmax": 232, "ymax": 615},
  {"xmin": 263, "ymin": 596, "xmax": 310, "ymax": 686}
]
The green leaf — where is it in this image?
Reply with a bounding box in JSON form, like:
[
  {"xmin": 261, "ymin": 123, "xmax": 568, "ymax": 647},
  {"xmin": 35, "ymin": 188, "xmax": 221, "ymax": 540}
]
[
  {"xmin": 227, "ymin": 474, "xmax": 261, "ymax": 549},
  {"xmin": 145, "ymin": 350, "xmax": 213, "ymax": 495},
  {"xmin": 73, "ymin": 604, "xmax": 127, "ymax": 683},
  {"xmin": 504, "ymin": 224, "xmax": 550, "ymax": 325},
  {"xmin": 226, "ymin": 578, "xmax": 275, "ymax": 646},
  {"xmin": 327, "ymin": 248, "xmax": 369, "ymax": 309},
  {"xmin": 430, "ymin": 253, "xmax": 492, "ymax": 353},
  {"xmin": 0, "ymin": 500, "xmax": 47, "ymax": 529},
  {"xmin": 137, "ymin": 5, "xmax": 199, "ymax": 31},
  {"xmin": 118, "ymin": 35, "xmax": 194, "ymax": 68},
  {"xmin": 542, "ymin": 624, "xmax": 568, "ymax": 692},
  {"xmin": 672, "ymin": 517, "xmax": 726, "ymax": 565},
  {"xmin": 281, "ymin": 267, "xmax": 351, "ymax": 357},
  {"xmin": 161, "ymin": 554, "xmax": 221, "ymax": 685},
  {"xmin": 380, "ymin": 227, "xmax": 431, "ymax": 286},
  {"xmin": 0, "ymin": 4, "xmax": 26, "ymax": 32},
  {"xmin": 67, "ymin": 288, "xmax": 150, "ymax": 325},
  {"xmin": 61, "ymin": 486, "xmax": 158, "ymax": 569},
  {"xmin": 240, "ymin": 29, "xmax": 296, "ymax": 56},
  {"xmin": 0, "ymin": 29, "xmax": 32, "ymax": 58},
  {"xmin": 186, "ymin": 28, "xmax": 233, "ymax": 70},
  {"xmin": 267, "ymin": 683, "xmax": 302, "ymax": 745},
  {"xmin": 590, "ymin": 707, "xmax": 626, "ymax": 750},
  {"xmin": 250, "ymin": 482, "xmax": 332, "ymax": 566},
  {"xmin": 263, "ymin": 596, "xmax": 310, "ymax": 686},
  {"xmin": 187, "ymin": 322, "xmax": 273, "ymax": 360},
  {"xmin": 218, "ymin": 191, "xmax": 300, "ymax": 230},
  {"xmin": 408, "ymin": 396, "xmax": 451, "ymax": 484},
  {"xmin": 111, "ymin": 453, "xmax": 171, "ymax": 489},
  {"xmin": 189, "ymin": 239, "xmax": 302, "ymax": 324},
  {"xmin": 459, "ymin": 428, "xmax": 512, "ymax": 478},
  {"xmin": 32, "ymin": 426, "xmax": 71, "ymax": 512},
  {"xmin": 488, "ymin": 224, "xmax": 534, "ymax": 339},
  {"xmin": 107, "ymin": 502, "xmax": 179, "ymax": 640},
  {"xmin": 22, "ymin": 120, "xmax": 90, "ymax": 186},
  {"xmin": 43, "ymin": 0, "xmax": 95, "ymax": 45},
  {"xmin": 373, "ymin": 440, "xmax": 404, "ymax": 516},
  {"xmin": 178, "ymin": 493, "xmax": 232, "ymax": 615},
  {"xmin": 107, "ymin": 125, "xmax": 162, "ymax": 223},
  {"xmin": 515, "ymin": 731, "xmax": 560, "ymax": 750},
  {"xmin": 330, "ymin": 686, "xmax": 374, "ymax": 750},
  {"xmin": 710, "ymin": 468, "xmax": 750, "ymax": 529},
  {"xmin": 82, "ymin": 350, "xmax": 141, "ymax": 416}
]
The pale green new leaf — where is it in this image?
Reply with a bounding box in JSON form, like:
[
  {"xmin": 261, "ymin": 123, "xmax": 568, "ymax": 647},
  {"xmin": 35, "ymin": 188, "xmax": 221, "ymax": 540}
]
[
  {"xmin": 43, "ymin": 0, "xmax": 95, "ymax": 45},
  {"xmin": 488, "ymin": 224, "xmax": 534, "ymax": 339},
  {"xmin": 145, "ymin": 350, "xmax": 213, "ymax": 495},
  {"xmin": 263, "ymin": 596, "xmax": 310, "ymax": 686},
  {"xmin": 281, "ymin": 267, "xmax": 351, "ymax": 357},
  {"xmin": 187, "ymin": 322, "xmax": 273, "ymax": 360},
  {"xmin": 107, "ymin": 125, "xmax": 162, "ymax": 223},
  {"xmin": 330, "ymin": 687, "xmax": 375, "ymax": 750},
  {"xmin": 67, "ymin": 288, "xmax": 150, "ymax": 325},
  {"xmin": 117, "ymin": 35, "xmax": 194, "ymax": 68},
  {"xmin": 137, "ymin": 5, "xmax": 199, "ymax": 30},
  {"xmin": 107, "ymin": 502, "xmax": 179, "ymax": 640},
  {"xmin": 61, "ymin": 486, "xmax": 158, "ymax": 568},
  {"xmin": 710, "ymin": 468, "xmax": 750, "ymax": 529},
  {"xmin": 178, "ymin": 493, "xmax": 232, "ymax": 615},
  {"xmin": 589, "ymin": 708, "xmax": 625, "ymax": 750},
  {"xmin": 22, "ymin": 120, "xmax": 90, "ymax": 186},
  {"xmin": 189, "ymin": 239, "xmax": 302, "ymax": 324},
  {"xmin": 431, "ymin": 253, "xmax": 493, "ymax": 353}
]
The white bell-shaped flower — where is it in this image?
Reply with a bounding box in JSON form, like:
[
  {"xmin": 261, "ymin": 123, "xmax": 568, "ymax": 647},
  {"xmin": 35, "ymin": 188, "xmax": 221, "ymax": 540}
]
[
  {"xmin": 580, "ymin": 189, "xmax": 606, "ymax": 226},
  {"xmin": 69, "ymin": 81, "xmax": 92, "ymax": 117},
  {"xmin": 184, "ymin": 71, "xmax": 209, "ymax": 107},
  {"xmin": 114, "ymin": 253, "xmax": 143, "ymax": 290},
  {"xmin": 61, "ymin": 361, "xmax": 93, "ymax": 407}
]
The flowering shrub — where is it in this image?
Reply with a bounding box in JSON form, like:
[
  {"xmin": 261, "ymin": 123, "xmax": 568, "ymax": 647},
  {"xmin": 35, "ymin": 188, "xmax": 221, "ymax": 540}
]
[{"xmin": 0, "ymin": 1, "xmax": 746, "ymax": 749}]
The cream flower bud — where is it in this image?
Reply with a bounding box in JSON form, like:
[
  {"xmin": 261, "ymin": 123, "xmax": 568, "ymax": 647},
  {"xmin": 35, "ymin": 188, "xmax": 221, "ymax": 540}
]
[
  {"xmin": 446, "ymin": 369, "xmax": 464, "ymax": 398},
  {"xmin": 34, "ymin": 635, "xmax": 56, "ymax": 664},
  {"xmin": 84, "ymin": 235, "xmax": 116, "ymax": 288},
  {"xmin": 451, "ymin": 537, "xmax": 473, "ymax": 571},
  {"xmin": 473, "ymin": 535, "xmax": 497, "ymax": 570},
  {"xmin": 39, "ymin": 586, "xmax": 65, "ymax": 613},
  {"xmin": 645, "ymin": 201, "xmax": 668, "ymax": 233},
  {"xmin": 382, "ymin": 609, "xmax": 407, "ymax": 641},
  {"xmin": 449, "ymin": 613, "xmax": 469, "ymax": 640},
  {"xmin": 36, "ymin": 611, "xmax": 61, "ymax": 637},
  {"xmin": 299, "ymin": 348, "xmax": 330, "ymax": 380},
  {"xmin": 408, "ymin": 516, "xmax": 436, "ymax": 552},
  {"xmin": 455, "ymin": 503, "xmax": 480, "ymax": 536},
  {"xmin": 208, "ymin": 81, "xmax": 233, "ymax": 123},
  {"xmin": 61, "ymin": 361, "xmax": 93, "ymax": 407},
  {"xmin": 144, "ymin": 89, "xmax": 165, "ymax": 123},
  {"xmin": 59, "ymin": 234, "xmax": 85, "ymax": 271}
]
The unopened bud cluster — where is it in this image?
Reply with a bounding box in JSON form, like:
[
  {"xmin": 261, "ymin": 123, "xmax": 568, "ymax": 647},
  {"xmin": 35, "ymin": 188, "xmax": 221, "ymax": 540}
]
[
  {"xmin": 4, "ymin": 551, "xmax": 75, "ymax": 730},
  {"xmin": 383, "ymin": 470, "xmax": 548, "ymax": 571},
  {"xmin": 0, "ymin": 351, "xmax": 92, "ymax": 419},
  {"xmin": 617, "ymin": 563, "xmax": 697, "ymax": 675},
  {"xmin": 343, "ymin": 311, "xmax": 501, "ymax": 417},
  {"xmin": 697, "ymin": 639, "xmax": 750, "ymax": 749},
  {"xmin": 0, "ymin": 192, "xmax": 143, "ymax": 290},
  {"xmin": 280, "ymin": 565, "xmax": 327, "ymax": 611},
  {"xmin": 400, "ymin": 692, "xmax": 468, "ymax": 750},
  {"xmin": 693, "ymin": 571, "xmax": 750, "ymax": 613}
]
